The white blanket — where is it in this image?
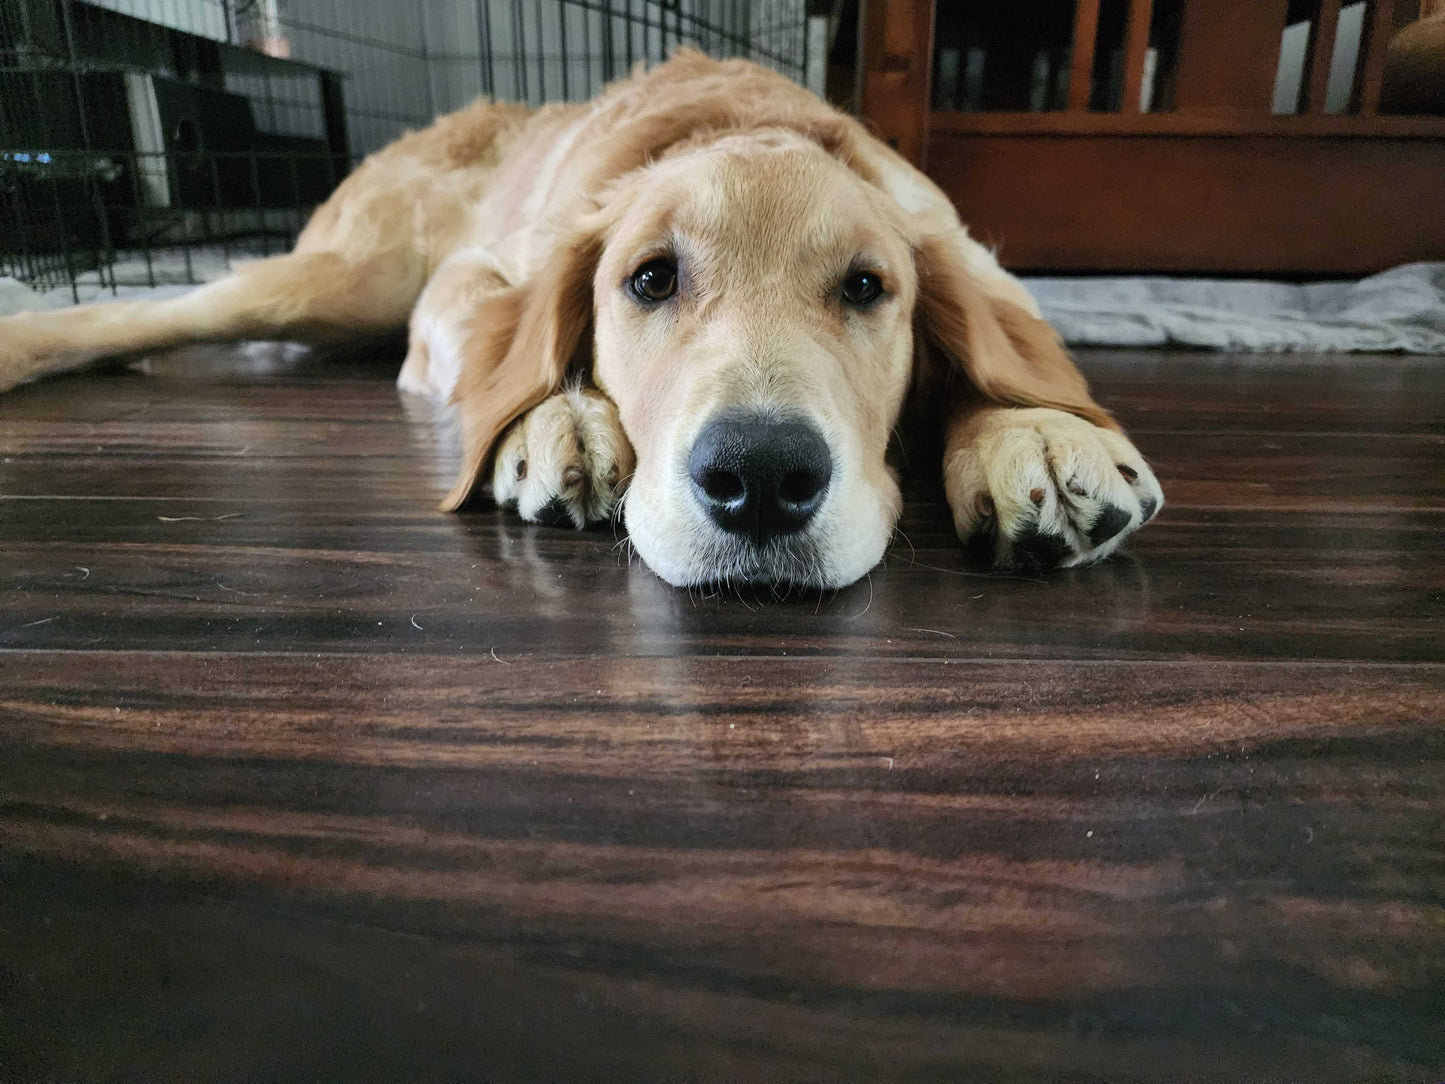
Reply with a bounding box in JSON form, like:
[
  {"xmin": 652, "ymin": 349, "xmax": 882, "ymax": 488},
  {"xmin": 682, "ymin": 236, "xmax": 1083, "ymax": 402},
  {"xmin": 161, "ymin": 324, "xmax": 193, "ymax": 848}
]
[{"xmin": 1022, "ymin": 262, "xmax": 1445, "ymax": 354}]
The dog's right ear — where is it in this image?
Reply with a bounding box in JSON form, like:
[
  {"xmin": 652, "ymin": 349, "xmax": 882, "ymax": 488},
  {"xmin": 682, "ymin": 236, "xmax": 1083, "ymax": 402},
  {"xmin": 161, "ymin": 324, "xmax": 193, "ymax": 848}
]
[
  {"xmin": 913, "ymin": 231, "xmax": 1117, "ymax": 431},
  {"xmin": 439, "ymin": 225, "xmax": 605, "ymax": 512}
]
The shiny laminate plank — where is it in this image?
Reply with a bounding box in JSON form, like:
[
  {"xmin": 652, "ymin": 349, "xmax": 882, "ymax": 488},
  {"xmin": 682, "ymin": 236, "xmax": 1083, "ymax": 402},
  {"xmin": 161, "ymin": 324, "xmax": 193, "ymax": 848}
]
[{"xmin": 1, "ymin": 345, "xmax": 1441, "ymax": 1081}]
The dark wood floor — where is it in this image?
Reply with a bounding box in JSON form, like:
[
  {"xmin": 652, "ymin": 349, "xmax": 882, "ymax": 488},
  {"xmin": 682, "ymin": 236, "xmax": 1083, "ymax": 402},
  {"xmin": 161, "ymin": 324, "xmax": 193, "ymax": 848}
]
[{"xmin": 1, "ymin": 345, "xmax": 1441, "ymax": 1082}]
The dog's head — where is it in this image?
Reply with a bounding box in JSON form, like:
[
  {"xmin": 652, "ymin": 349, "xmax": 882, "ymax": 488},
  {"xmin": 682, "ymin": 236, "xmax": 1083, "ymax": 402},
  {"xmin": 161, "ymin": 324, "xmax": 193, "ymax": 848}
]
[
  {"xmin": 445, "ymin": 122, "xmax": 1102, "ymax": 589},
  {"xmin": 592, "ymin": 130, "xmax": 920, "ymax": 588}
]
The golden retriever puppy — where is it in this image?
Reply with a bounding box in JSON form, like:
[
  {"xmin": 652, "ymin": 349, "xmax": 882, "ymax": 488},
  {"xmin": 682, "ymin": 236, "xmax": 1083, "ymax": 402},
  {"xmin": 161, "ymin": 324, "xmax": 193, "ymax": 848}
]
[{"xmin": 0, "ymin": 51, "xmax": 1162, "ymax": 588}]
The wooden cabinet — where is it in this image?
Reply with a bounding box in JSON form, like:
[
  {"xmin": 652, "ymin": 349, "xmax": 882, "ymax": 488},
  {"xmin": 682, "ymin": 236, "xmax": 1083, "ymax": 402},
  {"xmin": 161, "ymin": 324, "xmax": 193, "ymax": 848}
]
[{"xmin": 861, "ymin": 0, "xmax": 1445, "ymax": 273}]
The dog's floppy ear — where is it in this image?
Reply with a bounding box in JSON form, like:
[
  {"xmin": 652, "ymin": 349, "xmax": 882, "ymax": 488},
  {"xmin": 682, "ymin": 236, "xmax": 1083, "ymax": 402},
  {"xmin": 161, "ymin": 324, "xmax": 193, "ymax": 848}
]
[
  {"xmin": 439, "ymin": 226, "xmax": 604, "ymax": 511},
  {"xmin": 913, "ymin": 232, "xmax": 1118, "ymax": 432}
]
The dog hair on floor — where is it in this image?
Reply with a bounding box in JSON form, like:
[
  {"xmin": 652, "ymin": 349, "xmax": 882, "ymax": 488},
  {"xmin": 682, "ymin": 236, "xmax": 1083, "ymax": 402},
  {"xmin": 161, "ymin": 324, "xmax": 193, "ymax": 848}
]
[{"xmin": 0, "ymin": 50, "xmax": 1162, "ymax": 588}]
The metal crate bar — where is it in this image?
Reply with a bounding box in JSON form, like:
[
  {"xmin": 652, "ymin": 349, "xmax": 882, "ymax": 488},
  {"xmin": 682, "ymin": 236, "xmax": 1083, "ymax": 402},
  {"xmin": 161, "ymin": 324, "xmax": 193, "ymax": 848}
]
[{"xmin": 1, "ymin": 0, "xmax": 811, "ymax": 300}]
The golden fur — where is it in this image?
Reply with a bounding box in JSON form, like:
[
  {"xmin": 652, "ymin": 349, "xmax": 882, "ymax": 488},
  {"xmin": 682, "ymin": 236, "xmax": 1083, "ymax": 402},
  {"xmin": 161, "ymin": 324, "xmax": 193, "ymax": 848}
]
[{"xmin": 0, "ymin": 51, "xmax": 1162, "ymax": 587}]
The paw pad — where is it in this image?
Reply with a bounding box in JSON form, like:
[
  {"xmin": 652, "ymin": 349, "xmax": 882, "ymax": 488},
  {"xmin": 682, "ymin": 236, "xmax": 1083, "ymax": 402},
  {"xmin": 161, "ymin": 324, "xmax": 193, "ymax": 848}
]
[
  {"xmin": 1008, "ymin": 524, "xmax": 1072, "ymax": 573},
  {"xmin": 1087, "ymin": 503, "xmax": 1133, "ymax": 546},
  {"xmin": 533, "ymin": 497, "xmax": 576, "ymax": 528}
]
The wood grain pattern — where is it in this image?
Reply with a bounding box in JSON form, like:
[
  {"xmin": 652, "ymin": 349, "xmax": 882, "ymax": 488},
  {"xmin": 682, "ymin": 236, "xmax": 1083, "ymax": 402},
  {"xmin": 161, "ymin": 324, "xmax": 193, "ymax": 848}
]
[
  {"xmin": 928, "ymin": 110, "xmax": 1445, "ymax": 137},
  {"xmin": 1353, "ymin": 0, "xmax": 1396, "ymax": 114},
  {"xmin": 1171, "ymin": 0, "xmax": 1295, "ymax": 113},
  {"xmin": 858, "ymin": 0, "xmax": 936, "ymax": 165},
  {"xmin": 1, "ymin": 346, "xmax": 1442, "ymax": 1081},
  {"xmin": 1066, "ymin": 0, "xmax": 1101, "ymax": 111},
  {"xmin": 925, "ymin": 129, "xmax": 1445, "ymax": 273},
  {"xmin": 1119, "ymin": 0, "xmax": 1155, "ymax": 114},
  {"xmin": 1305, "ymin": 0, "xmax": 1346, "ymax": 115}
]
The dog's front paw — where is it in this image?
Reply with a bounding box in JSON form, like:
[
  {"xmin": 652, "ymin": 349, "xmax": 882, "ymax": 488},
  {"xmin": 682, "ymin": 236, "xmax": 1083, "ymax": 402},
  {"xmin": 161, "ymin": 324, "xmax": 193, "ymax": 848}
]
[
  {"xmin": 491, "ymin": 387, "xmax": 634, "ymax": 528},
  {"xmin": 944, "ymin": 407, "xmax": 1163, "ymax": 572}
]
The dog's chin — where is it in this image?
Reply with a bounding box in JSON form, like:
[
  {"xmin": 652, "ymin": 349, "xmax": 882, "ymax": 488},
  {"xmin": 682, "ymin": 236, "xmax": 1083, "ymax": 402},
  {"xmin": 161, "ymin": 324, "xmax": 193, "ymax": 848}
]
[
  {"xmin": 625, "ymin": 504, "xmax": 891, "ymax": 591},
  {"xmin": 664, "ymin": 538, "xmax": 829, "ymax": 589}
]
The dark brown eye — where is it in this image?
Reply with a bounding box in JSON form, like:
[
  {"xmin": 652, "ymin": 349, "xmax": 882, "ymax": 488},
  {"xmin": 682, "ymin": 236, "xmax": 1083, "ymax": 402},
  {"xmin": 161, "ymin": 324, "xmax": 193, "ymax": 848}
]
[
  {"xmin": 629, "ymin": 258, "xmax": 678, "ymax": 303},
  {"xmin": 841, "ymin": 270, "xmax": 884, "ymax": 308}
]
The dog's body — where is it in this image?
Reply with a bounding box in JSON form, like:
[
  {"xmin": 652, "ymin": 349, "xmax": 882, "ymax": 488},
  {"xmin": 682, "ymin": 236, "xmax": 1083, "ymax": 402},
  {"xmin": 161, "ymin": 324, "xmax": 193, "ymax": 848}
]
[{"xmin": 0, "ymin": 51, "xmax": 1161, "ymax": 588}]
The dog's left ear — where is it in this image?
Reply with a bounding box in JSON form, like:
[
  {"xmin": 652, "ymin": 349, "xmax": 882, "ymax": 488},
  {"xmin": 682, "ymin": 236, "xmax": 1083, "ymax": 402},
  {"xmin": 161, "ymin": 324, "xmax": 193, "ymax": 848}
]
[
  {"xmin": 439, "ymin": 226, "xmax": 604, "ymax": 511},
  {"xmin": 913, "ymin": 232, "xmax": 1118, "ymax": 432}
]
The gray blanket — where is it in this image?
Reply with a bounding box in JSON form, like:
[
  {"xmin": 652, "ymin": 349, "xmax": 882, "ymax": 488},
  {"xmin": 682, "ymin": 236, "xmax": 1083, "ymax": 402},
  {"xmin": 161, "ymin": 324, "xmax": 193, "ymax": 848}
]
[{"xmin": 1022, "ymin": 262, "xmax": 1445, "ymax": 354}]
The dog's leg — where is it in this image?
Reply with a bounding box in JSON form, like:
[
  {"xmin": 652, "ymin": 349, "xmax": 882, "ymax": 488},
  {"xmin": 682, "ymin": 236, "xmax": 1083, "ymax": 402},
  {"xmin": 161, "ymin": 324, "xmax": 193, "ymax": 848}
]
[
  {"xmin": 943, "ymin": 403, "xmax": 1164, "ymax": 572},
  {"xmin": 399, "ymin": 248, "xmax": 634, "ymax": 526},
  {"xmin": 397, "ymin": 249, "xmax": 510, "ymax": 399},
  {"xmin": 402, "ymin": 260, "xmax": 635, "ymax": 527},
  {"xmin": 0, "ymin": 250, "xmax": 423, "ymax": 393}
]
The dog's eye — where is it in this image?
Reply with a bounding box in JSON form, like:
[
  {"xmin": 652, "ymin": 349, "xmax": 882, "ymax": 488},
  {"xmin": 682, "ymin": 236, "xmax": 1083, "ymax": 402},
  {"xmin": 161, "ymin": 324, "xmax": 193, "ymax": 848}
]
[
  {"xmin": 841, "ymin": 270, "xmax": 884, "ymax": 308},
  {"xmin": 629, "ymin": 258, "xmax": 678, "ymax": 303}
]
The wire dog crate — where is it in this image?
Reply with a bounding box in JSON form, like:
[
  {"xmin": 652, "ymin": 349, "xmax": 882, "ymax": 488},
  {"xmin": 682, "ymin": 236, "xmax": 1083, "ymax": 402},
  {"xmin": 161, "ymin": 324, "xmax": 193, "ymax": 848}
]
[{"xmin": 1, "ymin": 0, "xmax": 815, "ymax": 302}]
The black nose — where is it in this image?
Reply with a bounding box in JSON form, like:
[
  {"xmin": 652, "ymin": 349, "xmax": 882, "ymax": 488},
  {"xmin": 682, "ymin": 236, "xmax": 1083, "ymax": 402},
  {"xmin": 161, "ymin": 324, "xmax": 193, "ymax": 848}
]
[{"xmin": 687, "ymin": 414, "xmax": 833, "ymax": 544}]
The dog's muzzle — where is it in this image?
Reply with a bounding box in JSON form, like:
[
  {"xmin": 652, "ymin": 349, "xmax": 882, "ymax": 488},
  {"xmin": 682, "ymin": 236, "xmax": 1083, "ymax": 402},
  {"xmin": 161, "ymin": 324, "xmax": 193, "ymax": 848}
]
[{"xmin": 686, "ymin": 413, "xmax": 832, "ymax": 546}]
